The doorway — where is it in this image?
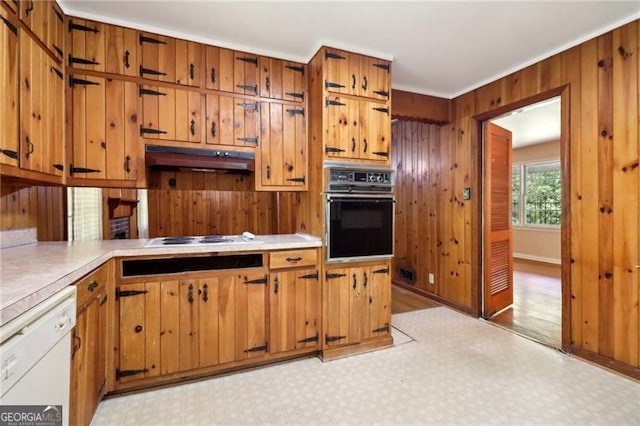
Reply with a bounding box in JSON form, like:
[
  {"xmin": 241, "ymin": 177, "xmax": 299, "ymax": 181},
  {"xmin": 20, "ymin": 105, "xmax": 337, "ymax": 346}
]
[{"xmin": 482, "ymin": 96, "xmax": 563, "ymax": 349}]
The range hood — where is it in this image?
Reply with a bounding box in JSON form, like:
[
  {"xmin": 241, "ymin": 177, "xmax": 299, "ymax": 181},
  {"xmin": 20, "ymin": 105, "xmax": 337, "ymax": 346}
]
[{"xmin": 145, "ymin": 145, "xmax": 255, "ymax": 174}]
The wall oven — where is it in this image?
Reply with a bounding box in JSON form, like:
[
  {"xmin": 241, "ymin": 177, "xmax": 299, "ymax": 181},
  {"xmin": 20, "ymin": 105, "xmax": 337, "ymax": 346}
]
[{"xmin": 325, "ymin": 165, "xmax": 394, "ymax": 263}]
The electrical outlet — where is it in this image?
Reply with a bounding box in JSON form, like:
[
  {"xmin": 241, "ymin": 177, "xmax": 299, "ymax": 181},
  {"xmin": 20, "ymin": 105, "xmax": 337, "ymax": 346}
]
[
  {"xmin": 463, "ymin": 187, "xmax": 471, "ymax": 200},
  {"xmin": 428, "ymin": 273, "xmax": 435, "ymax": 284}
]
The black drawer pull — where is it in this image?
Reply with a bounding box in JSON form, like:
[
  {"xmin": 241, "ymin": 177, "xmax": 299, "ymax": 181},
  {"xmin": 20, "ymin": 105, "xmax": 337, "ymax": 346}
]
[
  {"xmin": 286, "ymin": 257, "xmax": 302, "ymax": 262},
  {"xmin": 87, "ymin": 280, "xmax": 99, "ymax": 292}
]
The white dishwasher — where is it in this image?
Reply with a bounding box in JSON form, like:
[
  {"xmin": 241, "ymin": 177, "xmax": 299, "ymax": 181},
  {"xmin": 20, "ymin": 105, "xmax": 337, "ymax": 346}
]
[{"xmin": 0, "ymin": 286, "xmax": 76, "ymax": 426}]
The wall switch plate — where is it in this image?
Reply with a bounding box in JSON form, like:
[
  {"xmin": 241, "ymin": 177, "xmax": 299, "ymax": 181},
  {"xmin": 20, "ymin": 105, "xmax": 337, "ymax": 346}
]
[
  {"xmin": 463, "ymin": 187, "xmax": 471, "ymax": 200},
  {"xmin": 428, "ymin": 273, "xmax": 435, "ymax": 284}
]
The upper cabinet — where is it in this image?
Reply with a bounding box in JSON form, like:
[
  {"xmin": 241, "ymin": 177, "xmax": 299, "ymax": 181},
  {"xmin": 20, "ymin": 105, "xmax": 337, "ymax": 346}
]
[
  {"xmin": 140, "ymin": 84, "xmax": 203, "ymax": 143},
  {"xmin": 19, "ymin": 0, "xmax": 64, "ymax": 63},
  {"xmin": 324, "ymin": 48, "xmax": 390, "ymax": 101},
  {"xmin": 67, "ymin": 18, "xmax": 139, "ymax": 77},
  {"xmin": 0, "ymin": 7, "xmax": 19, "ymax": 167},
  {"xmin": 139, "ymin": 32, "xmax": 202, "ymax": 87},
  {"xmin": 259, "ymin": 57, "xmax": 306, "ymax": 103}
]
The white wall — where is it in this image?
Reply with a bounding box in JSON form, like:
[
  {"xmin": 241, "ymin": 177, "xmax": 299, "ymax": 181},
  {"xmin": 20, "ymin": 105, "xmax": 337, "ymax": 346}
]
[{"xmin": 513, "ymin": 140, "xmax": 561, "ymax": 264}]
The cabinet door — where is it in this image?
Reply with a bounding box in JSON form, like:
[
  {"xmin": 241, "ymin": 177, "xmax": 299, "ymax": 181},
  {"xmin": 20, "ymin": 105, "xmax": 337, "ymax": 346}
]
[
  {"xmin": 233, "ymin": 99, "xmax": 260, "ymax": 147},
  {"xmin": 0, "ymin": 8, "xmax": 19, "ymax": 167},
  {"xmin": 324, "ymin": 268, "xmax": 351, "ymax": 347},
  {"xmin": 349, "ymin": 268, "xmax": 369, "ymax": 343},
  {"xmin": 359, "ymin": 101, "xmax": 390, "ymax": 162},
  {"xmin": 368, "ymin": 265, "xmax": 391, "ymax": 338},
  {"xmin": 257, "ymin": 102, "xmax": 306, "ymax": 190},
  {"xmin": 139, "ymin": 32, "xmax": 175, "ymax": 84},
  {"xmin": 20, "ymin": 0, "xmax": 64, "ymax": 62},
  {"xmin": 259, "ymin": 57, "xmax": 306, "ymax": 103},
  {"xmin": 20, "ymin": 33, "xmax": 64, "ymax": 176},
  {"xmin": 198, "ymin": 277, "xmax": 220, "ymax": 368},
  {"xmin": 140, "ymin": 84, "xmax": 203, "ymax": 143},
  {"xmin": 360, "ymin": 56, "xmax": 391, "ymax": 101},
  {"xmin": 234, "ymin": 274, "xmax": 268, "ymax": 361},
  {"xmin": 270, "ymin": 269, "xmax": 320, "ymax": 354},
  {"xmin": 174, "ymin": 39, "xmax": 202, "ymax": 87},
  {"xmin": 178, "ymin": 279, "xmax": 199, "ymax": 371},
  {"xmin": 324, "ymin": 48, "xmax": 350, "ymax": 95},
  {"xmin": 205, "ymin": 46, "xmax": 235, "ymax": 92},
  {"xmin": 68, "ymin": 19, "xmax": 138, "ymax": 76},
  {"xmin": 325, "ymin": 95, "xmax": 358, "ymax": 159},
  {"xmin": 233, "ymin": 51, "xmax": 259, "ymax": 96},
  {"xmin": 118, "ymin": 282, "xmax": 161, "ymax": 383},
  {"xmin": 69, "ymin": 74, "xmax": 139, "ymax": 180}
]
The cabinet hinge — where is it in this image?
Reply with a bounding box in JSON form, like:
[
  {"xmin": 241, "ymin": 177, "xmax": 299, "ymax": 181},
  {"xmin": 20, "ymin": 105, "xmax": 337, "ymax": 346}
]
[
  {"xmin": 373, "ymin": 90, "xmax": 389, "ymax": 98},
  {"xmin": 286, "ymin": 108, "xmax": 305, "ymax": 116},
  {"xmin": 325, "ymin": 81, "xmax": 345, "ymax": 90},
  {"xmin": 325, "ymin": 272, "xmax": 347, "ymax": 280},
  {"xmin": 325, "ymin": 335, "xmax": 347, "ymax": 343},
  {"xmin": 139, "ymin": 86, "xmax": 167, "ymax": 97},
  {"xmin": 68, "ymin": 20, "xmax": 99, "ymax": 33},
  {"xmin": 69, "ymin": 76, "xmax": 100, "ymax": 87},
  {"xmin": 235, "ymin": 84, "xmax": 258, "ymax": 94},
  {"xmin": 244, "ymin": 276, "xmax": 267, "ymax": 285},
  {"xmin": 285, "ymin": 92, "xmax": 304, "ymax": 101},
  {"xmin": 300, "ymin": 271, "xmax": 319, "ymax": 280},
  {"xmin": 1, "ymin": 16, "xmax": 18, "ymax": 36},
  {"xmin": 285, "ymin": 65, "xmax": 305, "ymax": 75},
  {"xmin": 372, "ymin": 323, "xmax": 390, "ymax": 333},
  {"xmin": 237, "ymin": 102, "xmax": 259, "ymax": 111},
  {"xmin": 115, "ymin": 288, "xmax": 148, "ymax": 300},
  {"xmin": 70, "ymin": 165, "xmax": 101, "ymax": 175},
  {"xmin": 140, "ymin": 126, "xmax": 168, "ymax": 136},
  {"xmin": 100, "ymin": 295, "xmax": 108, "ymax": 306},
  {"xmin": 236, "ymin": 56, "xmax": 258, "ymax": 66},
  {"xmin": 52, "ymin": 44, "xmax": 63, "ymax": 58},
  {"xmin": 325, "ymin": 98, "xmax": 346, "ymax": 107},
  {"xmin": 286, "ymin": 176, "xmax": 305, "ymax": 184},
  {"xmin": 116, "ymin": 368, "xmax": 148, "ymax": 380},
  {"xmin": 373, "ymin": 63, "xmax": 390, "ymax": 72},
  {"xmin": 298, "ymin": 333, "xmax": 319, "ymax": 344},
  {"xmin": 325, "ymin": 51, "xmax": 346, "ymax": 60},
  {"xmin": 139, "ymin": 34, "xmax": 166, "ymax": 45},
  {"xmin": 68, "ymin": 55, "xmax": 100, "ymax": 67},
  {"xmin": 372, "ymin": 106, "xmax": 390, "ymax": 115},
  {"xmin": 52, "ymin": 164, "xmax": 64, "ymax": 171},
  {"xmin": 1, "ymin": 149, "xmax": 18, "ymax": 160},
  {"xmin": 372, "ymin": 267, "xmax": 390, "ymax": 274},
  {"xmin": 244, "ymin": 343, "xmax": 268, "ymax": 353},
  {"xmin": 325, "ymin": 146, "xmax": 346, "ymax": 154},
  {"xmin": 237, "ymin": 136, "xmax": 259, "ymax": 145},
  {"xmin": 140, "ymin": 66, "xmax": 167, "ymax": 77},
  {"xmin": 372, "ymin": 151, "xmax": 389, "ymax": 158},
  {"xmin": 50, "ymin": 66, "xmax": 63, "ymax": 80}
]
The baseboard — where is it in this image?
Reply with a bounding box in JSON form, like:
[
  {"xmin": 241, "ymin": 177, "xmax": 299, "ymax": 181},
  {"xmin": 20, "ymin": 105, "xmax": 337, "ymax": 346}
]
[{"xmin": 513, "ymin": 253, "xmax": 561, "ymax": 265}]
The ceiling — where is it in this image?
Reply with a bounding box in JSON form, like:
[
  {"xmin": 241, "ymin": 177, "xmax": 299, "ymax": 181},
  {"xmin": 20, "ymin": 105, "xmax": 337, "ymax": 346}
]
[
  {"xmin": 492, "ymin": 97, "xmax": 560, "ymax": 148},
  {"xmin": 59, "ymin": 1, "xmax": 639, "ymax": 98}
]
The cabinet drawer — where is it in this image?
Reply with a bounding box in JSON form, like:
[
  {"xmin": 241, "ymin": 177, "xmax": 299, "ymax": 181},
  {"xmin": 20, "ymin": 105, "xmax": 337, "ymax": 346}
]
[
  {"xmin": 269, "ymin": 249, "xmax": 317, "ymax": 269},
  {"xmin": 75, "ymin": 266, "xmax": 108, "ymax": 308}
]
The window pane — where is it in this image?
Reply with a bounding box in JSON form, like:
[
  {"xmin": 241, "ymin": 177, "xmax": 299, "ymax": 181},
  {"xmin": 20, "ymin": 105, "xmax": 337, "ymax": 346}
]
[
  {"xmin": 524, "ymin": 162, "xmax": 561, "ymax": 225},
  {"xmin": 512, "ymin": 166, "xmax": 520, "ymax": 224}
]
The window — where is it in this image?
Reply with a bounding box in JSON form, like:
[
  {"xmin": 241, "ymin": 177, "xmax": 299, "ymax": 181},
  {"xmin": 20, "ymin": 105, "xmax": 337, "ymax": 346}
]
[{"xmin": 511, "ymin": 161, "xmax": 561, "ymax": 226}]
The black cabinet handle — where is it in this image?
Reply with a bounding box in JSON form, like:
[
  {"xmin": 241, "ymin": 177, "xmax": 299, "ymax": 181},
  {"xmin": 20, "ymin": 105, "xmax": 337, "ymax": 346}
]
[
  {"xmin": 286, "ymin": 257, "xmax": 302, "ymax": 262},
  {"xmin": 202, "ymin": 283, "xmax": 208, "ymax": 302},
  {"xmin": 351, "ymin": 74, "xmax": 356, "ymax": 90},
  {"xmin": 363, "ymin": 138, "xmax": 368, "ymax": 153},
  {"xmin": 265, "ymin": 76, "xmax": 270, "ymax": 92},
  {"xmin": 362, "ymin": 76, "xmax": 368, "ymax": 91},
  {"xmin": 124, "ymin": 155, "xmax": 131, "ymax": 173},
  {"xmin": 25, "ymin": 136, "xmax": 34, "ymax": 159},
  {"xmin": 25, "ymin": 1, "xmax": 34, "ymax": 16},
  {"xmin": 124, "ymin": 50, "xmax": 130, "ymax": 69},
  {"xmin": 189, "ymin": 63, "xmax": 195, "ymax": 80},
  {"xmin": 266, "ymin": 165, "xmax": 271, "ymax": 180},
  {"xmin": 210, "ymin": 67, "xmax": 216, "ymax": 84},
  {"xmin": 351, "ymin": 137, "xmax": 356, "ymax": 152},
  {"xmin": 71, "ymin": 333, "xmax": 81, "ymax": 359},
  {"xmin": 363, "ymin": 272, "xmax": 367, "ymax": 288},
  {"xmin": 210, "ymin": 121, "xmax": 216, "ymax": 138},
  {"xmin": 190, "ymin": 119, "xmax": 196, "ymax": 136},
  {"xmin": 87, "ymin": 280, "xmax": 99, "ymax": 292},
  {"xmin": 274, "ymin": 276, "xmax": 279, "ymax": 295},
  {"xmin": 188, "ymin": 283, "xmax": 194, "ymax": 303},
  {"xmin": 352, "ymin": 273, "xmax": 357, "ymax": 290}
]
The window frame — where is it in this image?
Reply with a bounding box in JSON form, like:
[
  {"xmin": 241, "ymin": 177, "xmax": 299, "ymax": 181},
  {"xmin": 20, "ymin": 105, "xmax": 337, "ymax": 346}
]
[{"xmin": 512, "ymin": 159, "xmax": 561, "ymax": 230}]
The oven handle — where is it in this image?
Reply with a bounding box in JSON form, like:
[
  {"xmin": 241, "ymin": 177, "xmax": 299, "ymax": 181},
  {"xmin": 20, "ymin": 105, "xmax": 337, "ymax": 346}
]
[{"xmin": 327, "ymin": 197, "xmax": 395, "ymax": 203}]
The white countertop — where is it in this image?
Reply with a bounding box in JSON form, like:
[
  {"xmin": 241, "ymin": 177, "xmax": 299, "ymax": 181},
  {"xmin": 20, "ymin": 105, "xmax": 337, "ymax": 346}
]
[{"xmin": 0, "ymin": 233, "xmax": 321, "ymax": 326}]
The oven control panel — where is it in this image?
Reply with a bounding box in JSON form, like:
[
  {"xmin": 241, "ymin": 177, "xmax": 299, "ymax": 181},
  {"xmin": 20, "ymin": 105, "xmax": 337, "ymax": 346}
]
[{"xmin": 327, "ymin": 167, "xmax": 394, "ymax": 192}]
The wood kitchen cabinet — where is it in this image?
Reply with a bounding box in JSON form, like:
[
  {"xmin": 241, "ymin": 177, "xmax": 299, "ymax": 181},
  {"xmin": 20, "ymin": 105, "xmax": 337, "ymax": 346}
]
[
  {"xmin": 324, "ymin": 48, "xmax": 390, "ymax": 101},
  {"xmin": 269, "ymin": 249, "xmax": 320, "ymax": 354},
  {"xmin": 70, "ymin": 264, "xmax": 111, "ymax": 426},
  {"xmin": 140, "ymin": 84, "xmax": 203, "ymax": 144},
  {"xmin": 68, "ymin": 74, "xmax": 139, "ymax": 182},
  {"xmin": 19, "ymin": 0, "xmax": 64, "ymax": 63},
  {"xmin": 259, "ymin": 57, "xmax": 306, "ymax": 103},
  {"xmin": 324, "ymin": 263, "xmax": 391, "ymax": 348},
  {"xmin": 67, "ymin": 18, "xmax": 138, "ymax": 77},
  {"xmin": 324, "ymin": 95, "xmax": 390, "ymax": 162},
  {"xmin": 139, "ymin": 31, "xmax": 202, "ymax": 87},
  {"xmin": 205, "ymin": 94, "xmax": 259, "ymax": 147},
  {"xmin": 256, "ymin": 102, "xmax": 307, "ymax": 190},
  {"xmin": 20, "ymin": 30, "xmax": 64, "ymax": 178},
  {"xmin": 116, "ymin": 272, "xmax": 268, "ymax": 385},
  {"xmin": 0, "ymin": 6, "xmax": 19, "ymax": 167}
]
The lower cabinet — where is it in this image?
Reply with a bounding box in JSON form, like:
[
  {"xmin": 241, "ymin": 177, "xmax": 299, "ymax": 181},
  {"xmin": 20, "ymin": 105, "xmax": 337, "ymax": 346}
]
[
  {"xmin": 116, "ymin": 272, "xmax": 268, "ymax": 385},
  {"xmin": 70, "ymin": 264, "xmax": 111, "ymax": 426},
  {"xmin": 324, "ymin": 263, "xmax": 391, "ymax": 348}
]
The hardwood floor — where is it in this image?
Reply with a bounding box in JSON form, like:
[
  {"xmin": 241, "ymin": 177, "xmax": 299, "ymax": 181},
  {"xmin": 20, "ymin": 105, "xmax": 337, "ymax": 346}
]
[
  {"xmin": 490, "ymin": 259, "xmax": 562, "ymax": 348},
  {"xmin": 391, "ymin": 285, "xmax": 440, "ymax": 314}
]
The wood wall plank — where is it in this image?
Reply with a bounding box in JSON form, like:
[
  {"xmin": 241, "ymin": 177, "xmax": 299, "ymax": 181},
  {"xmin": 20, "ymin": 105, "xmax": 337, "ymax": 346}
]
[{"xmin": 0, "ymin": 183, "xmax": 65, "ymax": 240}]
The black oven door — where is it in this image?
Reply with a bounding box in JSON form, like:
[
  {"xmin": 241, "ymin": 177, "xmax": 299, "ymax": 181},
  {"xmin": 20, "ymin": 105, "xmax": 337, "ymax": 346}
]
[{"xmin": 326, "ymin": 194, "xmax": 394, "ymax": 262}]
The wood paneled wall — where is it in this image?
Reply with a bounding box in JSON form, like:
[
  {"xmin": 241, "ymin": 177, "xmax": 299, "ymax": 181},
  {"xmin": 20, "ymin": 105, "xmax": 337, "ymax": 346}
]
[
  {"xmin": 0, "ymin": 183, "xmax": 66, "ymax": 240},
  {"xmin": 394, "ymin": 19, "xmax": 639, "ymax": 370}
]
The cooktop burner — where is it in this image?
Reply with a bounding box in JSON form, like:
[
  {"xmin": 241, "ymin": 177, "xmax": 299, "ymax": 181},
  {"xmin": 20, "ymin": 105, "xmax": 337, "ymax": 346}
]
[
  {"xmin": 146, "ymin": 235, "xmax": 239, "ymax": 246},
  {"xmin": 199, "ymin": 236, "xmax": 234, "ymax": 244},
  {"xmin": 161, "ymin": 237, "xmax": 197, "ymax": 245}
]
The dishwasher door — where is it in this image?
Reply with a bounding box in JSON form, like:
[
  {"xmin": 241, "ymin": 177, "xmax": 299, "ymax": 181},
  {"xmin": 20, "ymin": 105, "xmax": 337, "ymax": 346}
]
[{"xmin": 0, "ymin": 286, "xmax": 76, "ymax": 426}]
